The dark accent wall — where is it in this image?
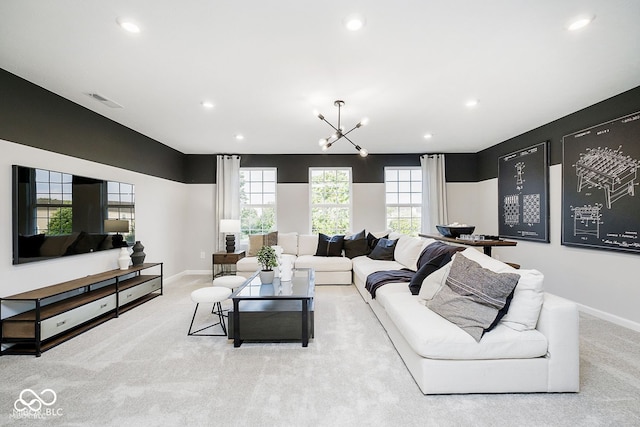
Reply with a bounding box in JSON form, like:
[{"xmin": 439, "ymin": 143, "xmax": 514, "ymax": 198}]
[
  {"xmin": 0, "ymin": 68, "xmax": 185, "ymax": 182},
  {"xmin": 476, "ymin": 85, "xmax": 640, "ymax": 182}
]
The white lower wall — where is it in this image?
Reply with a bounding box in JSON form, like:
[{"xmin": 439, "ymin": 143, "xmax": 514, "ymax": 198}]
[{"xmin": 447, "ymin": 164, "xmax": 640, "ymax": 329}]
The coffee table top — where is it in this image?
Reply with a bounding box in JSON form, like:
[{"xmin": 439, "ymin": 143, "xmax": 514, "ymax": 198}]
[{"xmin": 231, "ymin": 268, "xmax": 315, "ymax": 300}]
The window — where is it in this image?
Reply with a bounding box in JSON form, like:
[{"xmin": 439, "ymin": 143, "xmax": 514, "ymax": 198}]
[
  {"xmin": 385, "ymin": 167, "xmax": 422, "ymax": 236},
  {"xmin": 240, "ymin": 168, "xmax": 277, "ymax": 240},
  {"xmin": 310, "ymin": 168, "xmax": 351, "ymax": 235},
  {"xmin": 107, "ymin": 181, "xmax": 135, "ymax": 243},
  {"xmin": 35, "ymin": 168, "xmax": 73, "ymax": 235}
]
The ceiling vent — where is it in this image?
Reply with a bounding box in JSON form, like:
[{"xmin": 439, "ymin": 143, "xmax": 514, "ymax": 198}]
[{"xmin": 85, "ymin": 92, "xmax": 123, "ymax": 108}]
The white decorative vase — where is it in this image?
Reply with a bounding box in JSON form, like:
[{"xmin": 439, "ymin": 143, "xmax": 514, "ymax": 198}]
[
  {"xmin": 259, "ymin": 270, "xmax": 275, "ymax": 284},
  {"xmin": 118, "ymin": 247, "xmax": 130, "ymax": 270}
]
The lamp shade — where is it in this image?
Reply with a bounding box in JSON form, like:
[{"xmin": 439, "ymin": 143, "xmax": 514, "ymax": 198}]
[
  {"xmin": 104, "ymin": 219, "xmax": 129, "ymax": 233},
  {"xmin": 219, "ymin": 219, "xmax": 241, "ymax": 233}
]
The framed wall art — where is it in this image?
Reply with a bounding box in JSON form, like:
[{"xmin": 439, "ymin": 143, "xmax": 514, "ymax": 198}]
[
  {"xmin": 498, "ymin": 141, "xmax": 549, "ymax": 242},
  {"xmin": 562, "ymin": 111, "xmax": 640, "ymax": 254}
]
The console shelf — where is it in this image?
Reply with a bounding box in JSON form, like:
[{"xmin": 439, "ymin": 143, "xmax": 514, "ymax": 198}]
[{"xmin": 1, "ymin": 262, "xmax": 163, "ymax": 356}]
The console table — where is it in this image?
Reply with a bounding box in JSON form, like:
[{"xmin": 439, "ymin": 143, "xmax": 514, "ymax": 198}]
[
  {"xmin": 0, "ymin": 263, "xmax": 162, "ymax": 356},
  {"xmin": 419, "ymin": 234, "xmax": 517, "ymax": 257}
]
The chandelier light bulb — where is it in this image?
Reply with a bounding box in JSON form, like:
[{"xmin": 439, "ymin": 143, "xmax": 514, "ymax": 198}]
[
  {"xmin": 319, "ymin": 138, "xmax": 328, "ymax": 147},
  {"xmin": 358, "ymin": 147, "xmax": 368, "ymax": 157}
]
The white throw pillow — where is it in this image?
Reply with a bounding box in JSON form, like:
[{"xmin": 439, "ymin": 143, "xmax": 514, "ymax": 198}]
[
  {"xmin": 297, "ymin": 234, "xmax": 319, "ymax": 256},
  {"xmin": 278, "ymin": 232, "xmax": 298, "ymax": 255},
  {"xmin": 394, "ymin": 235, "xmax": 427, "ymax": 271},
  {"xmin": 458, "ymin": 248, "xmax": 544, "ymax": 331},
  {"xmin": 418, "ymin": 259, "xmax": 453, "ymax": 301}
]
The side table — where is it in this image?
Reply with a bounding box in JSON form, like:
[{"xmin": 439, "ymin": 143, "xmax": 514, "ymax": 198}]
[{"xmin": 212, "ymin": 250, "xmax": 245, "ymax": 277}]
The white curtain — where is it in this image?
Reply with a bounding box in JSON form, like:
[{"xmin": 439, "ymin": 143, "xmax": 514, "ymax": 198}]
[
  {"xmin": 216, "ymin": 154, "xmax": 241, "ymax": 251},
  {"xmin": 420, "ymin": 154, "xmax": 448, "ymax": 234}
]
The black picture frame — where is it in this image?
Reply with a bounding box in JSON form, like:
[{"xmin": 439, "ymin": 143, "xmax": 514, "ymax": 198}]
[
  {"xmin": 561, "ymin": 111, "xmax": 640, "ymax": 254},
  {"xmin": 498, "ymin": 141, "xmax": 549, "ymax": 242}
]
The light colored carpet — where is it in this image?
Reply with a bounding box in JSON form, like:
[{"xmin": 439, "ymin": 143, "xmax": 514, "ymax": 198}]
[{"xmin": 1, "ymin": 275, "xmax": 639, "ymax": 426}]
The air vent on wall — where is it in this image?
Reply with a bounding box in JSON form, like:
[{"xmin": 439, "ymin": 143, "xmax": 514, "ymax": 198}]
[{"xmin": 85, "ymin": 92, "xmax": 123, "ymax": 108}]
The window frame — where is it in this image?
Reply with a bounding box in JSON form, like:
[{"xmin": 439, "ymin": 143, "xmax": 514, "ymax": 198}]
[
  {"xmin": 309, "ymin": 167, "xmax": 353, "ymax": 235},
  {"xmin": 384, "ymin": 166, "xmax": 423, "ymax": 236},
  {"xmin": 239, "ymin": 167, "xmax": 278, "ymax": 240}
]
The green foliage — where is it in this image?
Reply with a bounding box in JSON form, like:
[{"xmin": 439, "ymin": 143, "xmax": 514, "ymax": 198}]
[
  {"xmin": 241, "ymin": 207, "xmax": 276, "ymax": 240},
  {"xmin": 256, "ymin": 245, "xmax": 278, "ymax": 271},
  {"xmin": 310, "ymin": 169, "xmax": 351, "ymax": 234},
  {"xmin": 46, "ymin": 207, "xmax": 72, "ymax": 235}
]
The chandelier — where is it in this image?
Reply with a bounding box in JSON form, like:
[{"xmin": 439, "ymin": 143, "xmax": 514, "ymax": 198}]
[{"xmin": 315, "ymin": 100, "xmax": 369, "ymax": 157}]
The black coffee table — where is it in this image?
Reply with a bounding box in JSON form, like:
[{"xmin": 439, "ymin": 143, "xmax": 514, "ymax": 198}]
[{"xmin": 229, "ymin": 268, "xmax": 315, "ymax": 347}]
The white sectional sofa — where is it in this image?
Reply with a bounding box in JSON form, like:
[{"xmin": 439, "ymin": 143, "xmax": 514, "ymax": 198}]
[
  {"xmin": 236, "ymin": 232, "xmax": 353, "ymax": 285},
  {"xmin": 235, "ymin": 231, "xmax": 580, "ymax": 395},
  {"xmin": 352, "ymin": 234, "xmax": 580, "ymax": 395}
]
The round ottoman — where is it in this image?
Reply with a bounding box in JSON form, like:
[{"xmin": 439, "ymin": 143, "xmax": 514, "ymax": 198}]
[
  {"xmin": 213, "ymin": 275, "xmax": 247, "ymax": 290},
  {"xmin": 188, "ymin": 286, "xmax": 232, "ymax": 336}
]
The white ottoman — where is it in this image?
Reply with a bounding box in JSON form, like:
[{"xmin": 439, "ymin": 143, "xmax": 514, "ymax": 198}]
[
  {"xmin": 213, "ymin": 275, "xmax": 247, "ymax": 290},
  {"xmin": 188, "ymin": 287, "xmax": 232, "ymax": 336}
]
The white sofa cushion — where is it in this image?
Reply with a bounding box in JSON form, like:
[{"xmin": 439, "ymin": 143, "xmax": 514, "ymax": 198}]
[
  {"xmin": 384, "ymin": 292, "xmax": 548, "ymax": 360},
  {"xmin": 394, "ymin": 235, "xmax": 429, "ymax": 271},
  {"xmin": 457, "ymin": 248, "xmax": 545, "ymax": 331},
  {"xmin": 351, "ymin": 255, "xmax": 406, "ymax": 284},
  {"xmin": 278, "ymin": 232, "xmax": 298, "ymax": 255},
  {"xmin": 297, "ymin": 234, "xmax": 319, "ymax": 256},
  {"xmin": 295, "ymin": 255, "xmax": 352, "ymax": 272}
]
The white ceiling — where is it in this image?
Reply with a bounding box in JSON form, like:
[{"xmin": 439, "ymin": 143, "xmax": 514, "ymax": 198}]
[{"xmin": 1, "ymin": 1, "xmax": 639, "ymax": 155}]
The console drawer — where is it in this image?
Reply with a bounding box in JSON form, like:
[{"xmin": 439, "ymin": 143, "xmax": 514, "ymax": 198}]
[
  {"xmin": 40, "ymin": 294, "xmax": 117, "ymax": 340},
  {"xmin": 118, "ymin": 277, "xmax": 162, "ymax": 306}
]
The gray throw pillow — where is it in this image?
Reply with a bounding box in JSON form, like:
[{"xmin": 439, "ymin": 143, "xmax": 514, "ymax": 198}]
[{"xmin": 426, "ymin": 253, "xmax": 520, "ymax": 342}]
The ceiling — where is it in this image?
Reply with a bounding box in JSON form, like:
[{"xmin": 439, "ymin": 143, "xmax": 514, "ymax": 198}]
[{"xmin": 1, "ymin": 1, "xmax": 639, "ymax": 156}]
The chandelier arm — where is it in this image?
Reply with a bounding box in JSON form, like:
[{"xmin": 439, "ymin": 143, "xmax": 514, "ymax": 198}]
[
  {"xmin": 341, "ymin": 124, "xmax": 360, "ymax": 138},
  {"xmin": 341, "ymin": 134, "xmax": 360, "ymax": 149},
  {"xmin": 320, "ymin": 117, "xmax": 341, "ymax": 133}
]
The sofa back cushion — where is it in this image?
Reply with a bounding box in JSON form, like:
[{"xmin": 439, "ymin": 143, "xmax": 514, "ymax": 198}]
[
  {"xmin": 277, "ymin": 232, "xmax": 298, "ymax": 255},
  {"xmin": 247, "ymin": 231, "xmax": 278, "ymax": 256},
  {"xmin": 394, "ymin": 235, "xmax": 428, "ymax": 270},
  {"xmin": 298, "ymin": 234, "xmax": 319, "ymax": 256},
  {"xmin": 315, "ymin": 233, "xmax": 345, "ymax": 257}
]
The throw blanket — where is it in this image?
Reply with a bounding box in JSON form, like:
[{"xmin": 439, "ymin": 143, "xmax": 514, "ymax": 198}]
[
  {"xmin": 365, "ymin": 268, "xmax": 415, "ymax": 298},
  {"xmin": 364, "ymin": 241, "xmax": 465, "ymax": 298}
]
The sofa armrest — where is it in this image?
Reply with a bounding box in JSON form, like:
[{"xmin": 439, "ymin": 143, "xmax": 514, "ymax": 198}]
[{"xmin": 535, "ymin": 292, "xmax": 580, "ymax": 392}]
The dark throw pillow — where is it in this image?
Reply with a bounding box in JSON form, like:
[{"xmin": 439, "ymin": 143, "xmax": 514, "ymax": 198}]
[
  {"xmin": 18, "ymin": 234, "xmax": 46, "ymax": 258},
  {"xmin": 426, "ymin": 254, "xmax": 520, "ymax": 342},
  {"xmin": 315, "ymin": 233, "xmax": 345, "ymax": 257},
  {"xmin": 343, "ymin": 230, "xmax": 369, "ymax": 259},
  {"xmin": 366, "ymin": 232, "xmax": 388, "ymax": 252},
  {"xmin": 408, "ymin": 252, "xmax": 451, "ymax": 295},
  {"xmin": 368, "ymin": 238, "xmax": 398, "ymax": 261}
]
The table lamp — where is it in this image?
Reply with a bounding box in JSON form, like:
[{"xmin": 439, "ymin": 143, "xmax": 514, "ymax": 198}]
[{"xmin": 220, "ymin": 219, "xmax": 241, "ymax": 253}]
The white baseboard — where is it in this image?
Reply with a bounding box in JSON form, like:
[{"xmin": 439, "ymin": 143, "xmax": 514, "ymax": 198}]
[
  {"xmin": 577, "ymin": 303, "xmax": 640, "ymax": 333},
  {"xmin": 164, "ymin": 270, "xmax": 211, "ymax": 284}
]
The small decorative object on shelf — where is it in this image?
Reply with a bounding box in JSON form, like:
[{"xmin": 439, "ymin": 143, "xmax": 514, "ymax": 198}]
[
  {"xmin": 118, "ymin": 247, "xmax": 130, "ymax": 270},
  {"xmin": 257, "ymin": 245, "xmax": 277, "ymax": 284},
  {"xmin": 130, "ymin": 241, "xmax": 146, "ymax": 266}
]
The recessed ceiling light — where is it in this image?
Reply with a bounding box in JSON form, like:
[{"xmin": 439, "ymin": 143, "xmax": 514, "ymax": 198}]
[
  {"xmin": 423, "ymin": 133, "xmax": 433, "ymax": 140},
  {"xmin": 234, "ymin": 134, "xmax": 245, "ymax": 141},
  {"xmin": 465, "ymin": 99, "xmax": 479, "ymax": 108},
  {"xmin": 116, "ymin": 17, "xmax": 141, "ymax": 34},
  {"xmin": 344, "ymin": 14, "xmax": 366, "ymax": 31},
  {"xmin": 201, "ymin": 101, "xmax": 214, "ymax": 109},
  {"xmin": 567, "ymin": 15, "xmax": 595, "ymax": 31}
]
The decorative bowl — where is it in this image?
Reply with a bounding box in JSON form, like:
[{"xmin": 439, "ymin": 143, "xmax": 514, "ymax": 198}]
[{"xmin": 436, "ymin": 225, "xmax": 476, "ymax": 238}]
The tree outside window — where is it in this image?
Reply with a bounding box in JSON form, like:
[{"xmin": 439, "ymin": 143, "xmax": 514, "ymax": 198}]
[{"xmin": 310, "ymin": 168, "xmax": 351, "ymax": 235}]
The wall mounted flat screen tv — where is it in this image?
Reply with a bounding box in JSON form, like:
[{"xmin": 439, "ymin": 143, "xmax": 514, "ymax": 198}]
[{"xmin": 12, "ymin": 165, "xmax": 135, "ymax": 264}]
